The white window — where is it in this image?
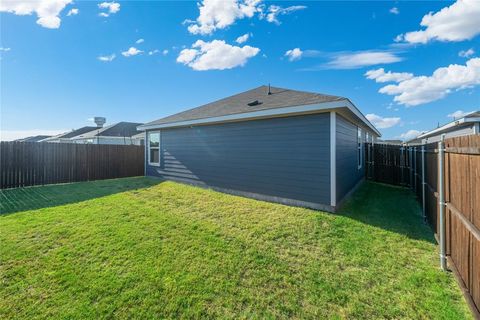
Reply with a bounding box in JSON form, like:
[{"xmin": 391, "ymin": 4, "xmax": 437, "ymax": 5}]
[
  {"xmin": 148, "ymin": 131, "xmax": 160, "ymax": 166},
  {"xmin": 357, "ymin": 127, "xmax": 363, "ymax": 169}
]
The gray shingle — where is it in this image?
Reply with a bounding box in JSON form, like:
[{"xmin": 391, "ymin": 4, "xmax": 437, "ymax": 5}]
[{"xmin": 144, "ymin": 85, "xmax": 344, "ymax": 126}]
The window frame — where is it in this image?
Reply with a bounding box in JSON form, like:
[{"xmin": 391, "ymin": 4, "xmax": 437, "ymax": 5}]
[
  {"xmin": 357, "ymin": 127, "xmax": 363, "ymax": 169},
  {"xmin": 147, "ymin": 131, "xmax": 160, "ymax": 167}
]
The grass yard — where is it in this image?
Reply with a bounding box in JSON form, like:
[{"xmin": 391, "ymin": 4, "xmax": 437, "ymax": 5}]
[{"xmin": 0, "ymin": 178, "xmax": 471, "ymax": 319}]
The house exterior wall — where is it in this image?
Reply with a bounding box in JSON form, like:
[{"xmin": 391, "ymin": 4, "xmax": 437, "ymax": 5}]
[
  {"xmin": 335, "ymin": 114, "xmax": 366, "ymax": 204},
  {"xmin": 419, "ymin": 123, "xmax": 478, "ymax": 144},
  {"xmin": 146, "ymin": 113, "xmax": 332, "ymax": 209}
]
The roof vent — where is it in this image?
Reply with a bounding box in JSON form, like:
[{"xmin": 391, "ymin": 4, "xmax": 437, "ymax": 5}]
[{"xmin": 247, "ymin": 100, "xmax": 262, "ymax": 106}]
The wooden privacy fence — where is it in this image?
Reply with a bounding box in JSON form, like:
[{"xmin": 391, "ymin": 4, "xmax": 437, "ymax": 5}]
[
  {"xmin": 0, "ymin": 142, "xmax": 144, "ymax": 189},
  {"xmin": 365, "ymin": 135, "xmax": 480, "ymax": 317}
]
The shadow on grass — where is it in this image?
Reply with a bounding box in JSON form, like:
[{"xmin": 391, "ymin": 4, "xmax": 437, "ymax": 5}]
[
  {"xmin": 337, "ymin": 181, "xmax": 435, "ymax": 244},
  {"xmin": 0, "ymin": 177, "xmax": 162, "ymax": 215}
]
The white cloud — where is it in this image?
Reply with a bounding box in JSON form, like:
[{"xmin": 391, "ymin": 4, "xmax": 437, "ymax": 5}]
[
  {"xmin": 162, "ymin": 49, "xmax": 169, "ymax": 55},
  {"xmin": 398, "ymin": 129, "xmax": 422, "ymax": 141},
  {"xmin": 0, "ymin": 47, "xmax": 11, "ymax": 52},
  {"xmin": 372, "ymin": 57, "xmax": 480, "ymax": 106},
  {"xmin": 122, "ymin": 47, "xmax": 143, "ymax": 57},
  {"xmin": 0, "ymin": 129, "xmax": 68, "ymax": 141},
  {"xmin": 67, "ymin": 8, "xmax": 78, "ymax": 16},
  {"xmin": 98, "ymin": 1, "xmax": 120, "ymax": 17},
  {"xmin": 389, "ymin": 7, "xmax": 399, "ymax": 15},
  {"xmin": 0, "ymin": 0, "xmax": 72, "ymax": 29},
  {"xmin": 262, "ymin": 5, "xmax": 307, "ymax": 24},
  {"xmin": 365, "ymin": 68, "xmax": 414, "ymax": 83},
  {"xmin": 97, "ymin": 54, "xmax": 116, "ymax": 62},
  {"xmin": 187, "ymin": 0, "xmax": 261, "ymax": 35},
  {"xmin": 447, "ymin": 110, "xmax": 473, "ymax": 119},
  {"xmin": 235, "ymin": 33, "xmax": 250, "ymax": 44},
  {"xmin": 177, "ymin": 40, "xmax": 259, "ymax": 71},
  {"xmin": 459, "ymin": 48, "xmax": 475, "ymax": 58},
  {"xmin": 136, "ymin": 38, "xmax": 144, "ymax": 44},
  {"xmin": 285, "ymin": 48, "xmax": 303, "ymax": 61},
  {"xmin": 325, "ymin": 50, "xmax": 402, "ymax": 69},
  {"xmin": 148, "ymin": 49, "xmax": 159, "ymax": 56},
  {"xmin": 366, "ymin": 113, "xmax": 401, "ymax": 129},
  {"xmin": 396, "ymin": 0, "xmax": 480, "ymax": 44}
]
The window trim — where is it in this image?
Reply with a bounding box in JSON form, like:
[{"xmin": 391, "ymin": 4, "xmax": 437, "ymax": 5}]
[
  {"xmin": 357, "ymin": 127, "xmax": 363, "ymax": 170},
  {"xmin": 148, "ymin": 131, "xmax": 160, "ymax": 167}
]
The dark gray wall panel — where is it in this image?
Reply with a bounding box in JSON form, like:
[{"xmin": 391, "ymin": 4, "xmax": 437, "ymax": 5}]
[
  {"xmin": 146, "ymin": 114, "xmax": 331, "ymax": 205},
  {"xmin": 336, "ymin": 114, "xmax": 365, "ymax": 203}
]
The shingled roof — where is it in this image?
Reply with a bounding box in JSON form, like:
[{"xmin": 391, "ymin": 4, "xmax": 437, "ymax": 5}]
[
  {"xmin": 40, "ymin": 126, "xmax": 98, "ymax": 142},
  {"xmin": 143, "ymin": 85, "xmax": 345, "ymax": 126},
  {"xmin": 71, "ymin": 122, "xmax": 143, "ymax": 139},
  {"xmin": 139, "ymin": 85, "xmax": 380, "ymax": 136}
]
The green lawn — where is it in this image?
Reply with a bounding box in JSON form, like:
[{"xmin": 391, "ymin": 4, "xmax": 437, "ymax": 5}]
[{"xmin": 0, "ymin": 178, "xmax": 471, "ymax": 319}]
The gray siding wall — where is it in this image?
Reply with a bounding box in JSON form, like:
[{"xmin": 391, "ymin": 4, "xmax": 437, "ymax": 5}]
[
  {"xmin": 146, "ymin": 114, "xmax": 331, "ymax": 206},
  {"xmin": 336, "ymin": 114, "xmax": 365, "ymax": 203},
  {"xmin": 421, "ymin": 124, "xmax": 477, "ymax": 144}
]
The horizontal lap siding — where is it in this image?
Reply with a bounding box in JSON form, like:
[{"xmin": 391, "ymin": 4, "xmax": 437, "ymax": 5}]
[
  {"xmin": 336, "ymin": 114, "xmax": 365, "ymax": 203},
  {"xmin": 147, "ymin": 114, "xmax": 331, "ymax": 205}
]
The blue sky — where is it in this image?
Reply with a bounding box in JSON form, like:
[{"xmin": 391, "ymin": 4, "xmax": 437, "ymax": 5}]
[{"xmin": 1, "ymin": 0, "xmax": 479, "ymax": 141}]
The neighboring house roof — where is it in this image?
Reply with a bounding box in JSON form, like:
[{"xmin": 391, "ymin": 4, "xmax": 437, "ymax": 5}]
[
  {"xmin": 71, "ymin": 122, "xmax": 143, "ymax": 140},
  {"xmin": 15, "ymin": 135, "xmax": 51, "ymax": 142},
  {"xmin": 139, "ymin": 85, "xmax": 381, "ymax": 136},
  {"xmin": 407, "ymin": 111, "xmax": 480, "ymax": 144},
  {"xmin": 40, "ymin": 126, "xmax": 98, "ymax": 142}
]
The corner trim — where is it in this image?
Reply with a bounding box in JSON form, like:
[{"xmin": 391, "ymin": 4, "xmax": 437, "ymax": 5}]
[{"xmin": 330, "ymin": 111, "xmax": 336, "ymax": 207}]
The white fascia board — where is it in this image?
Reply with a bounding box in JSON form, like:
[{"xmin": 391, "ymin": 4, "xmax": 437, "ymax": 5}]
[
  {"xmin": 138, "ymin": 99, "xmax": 381, "ymax": 136},
  {"xmin": 416, "ymin": 117, "xmax": 480, "ymax": 139}
]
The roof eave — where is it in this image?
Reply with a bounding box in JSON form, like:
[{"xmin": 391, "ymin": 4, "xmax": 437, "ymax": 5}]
[
  {"xmin": 416, "ymin": 117, "xmax": 480, "ymax": 140},
  {"xmin": 138, "ymin": 99, "xmax": 381, "ymax": 136}
]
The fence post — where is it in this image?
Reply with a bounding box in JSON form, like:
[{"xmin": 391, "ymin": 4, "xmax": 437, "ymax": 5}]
[
  {"xmin": 438, "ymin": 134, "xmax": 447, "ymax": 271},
  {"xmin": 421, "ymin": 145, "xmax": 426, "ymax": 222},
  {"xmin": 414, "ymin": 147, "xmax": 417, "ymax": 192},
  {"xmin": 409, "ymin": 147, "xmax": 413, "ymax": 188},
  {"xmin": 371, "ymin": 140, "xmax": 374, "ymax": 180},
  {"xmin": 400, "ymin": 146, "xmax": 404, "ymax": 185}
]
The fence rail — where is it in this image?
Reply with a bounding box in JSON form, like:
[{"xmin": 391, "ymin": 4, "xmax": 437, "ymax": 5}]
[
  {"xmin": 366, "ymin": 135, "xmax": 480, "ymax": 318},
  {"xmin": 0, "ymin": 142, "xmax": 144, "ymax": 189}
]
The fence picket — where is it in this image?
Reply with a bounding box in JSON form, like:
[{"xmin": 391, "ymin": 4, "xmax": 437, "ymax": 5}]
[
  {"xmin": 0, "ymin": 142, "xmax": 144, "ymax": 189},
  {"xmin": 366, "ymin": 136, "xmax": 480, "ymax": 316}
]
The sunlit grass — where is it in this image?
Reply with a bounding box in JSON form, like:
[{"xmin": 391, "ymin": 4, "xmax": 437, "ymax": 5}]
[{"xmin": 0, "ymin": 178, "xmax": 471, "ymax": 319}]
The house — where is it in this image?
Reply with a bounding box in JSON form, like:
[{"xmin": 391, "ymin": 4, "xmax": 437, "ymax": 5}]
[
  {"xmin": 15, "ymin": 135, "xmax": 52, "ymax": 142},
  {"xmin": 407, "ymin": 111, "xmax": 480, "ymax": 145},
  {"xmin": 39, "ymin": 126, "xmax": 98, "ymax": 143},
  {"xmin": 138, "ymin": 85, "xmax": 380, "ymax": 212},
  {"xmin": 131, "ymin": 132, "xmax": 146, "ymax": 146},
  {"xmin": 70, "ymin": 122, "xmax": 143, "ymax": 145}
]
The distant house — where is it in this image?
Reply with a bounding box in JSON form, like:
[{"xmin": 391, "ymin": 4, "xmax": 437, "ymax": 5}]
[
  {"xmin": 139, "ymin": 85, "xmax": 380, "ymax": 212},
  {"xmin": 70, "ymin": 122, "xmax": 143, "ymax": 145},
  {"xmin": 377, "ymin": 139, "xmax": 403, "ymax": 145},
  {"xmin": 15, "ymin": 135, "xmax": 52, "ymax": 142},
  {"xmin": 131, "ymin": 132, "xmax": 145, "ymax": 146},
  {"xmin": 407, "ymin": 111, "xmax": 480, "ymax": 145},
  {"xmin": 39, "ymin": 127, "xmax": 98, "ymax": 143}
]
